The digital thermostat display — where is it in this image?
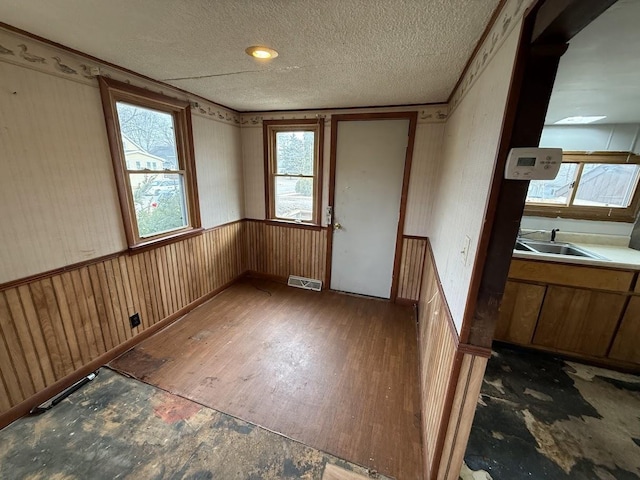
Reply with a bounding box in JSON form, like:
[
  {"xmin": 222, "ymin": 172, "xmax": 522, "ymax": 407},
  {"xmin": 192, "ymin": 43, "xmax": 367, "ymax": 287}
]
[
  {"xmin": 517, "ymin": 157, "xmax": 536, "ymax": 167},
  {"xmin": 505, "ymin": 148, "xmax": 562, "ymax": 180}
]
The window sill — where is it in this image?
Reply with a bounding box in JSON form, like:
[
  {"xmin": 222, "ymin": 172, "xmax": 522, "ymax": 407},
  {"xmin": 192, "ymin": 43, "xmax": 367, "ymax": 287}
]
[
  {"xmin": 128, "ymin": 227, "xmax": 204, "ymax": 254},
  {"xmin": 265, "ymin": 219, "xmax": 325, "ymax": 231}
]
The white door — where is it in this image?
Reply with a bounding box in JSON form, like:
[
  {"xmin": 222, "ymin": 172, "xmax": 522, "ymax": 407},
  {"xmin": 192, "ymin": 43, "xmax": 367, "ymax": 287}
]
[{"xmin": 330, "ymin": 119, "xmax": 409, "ymax": 298}]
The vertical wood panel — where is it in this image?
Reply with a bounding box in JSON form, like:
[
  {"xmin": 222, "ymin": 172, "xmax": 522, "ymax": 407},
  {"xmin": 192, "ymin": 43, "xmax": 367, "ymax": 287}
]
[
  {"xmin": 398, "ymin": 236, "xmax": 427, "ymax": 302},
  {"xmin": 418, "ymin": 241, "xmax": 492, "ymax": 480},
  {"xmin": 17, "ymin": 285, "xmax": 56, "ymax": 385},
  {"xmin": 244, "ymin": 220, "xmax": 327, "ymax": 283},
  {"xmin": 0, "ymin": 292, "xmax": 36, "ymax": 398},
  {"xmin": 90, "ymin": 264, "xmax": 116, "ymax": 352},
  {"xmin": 3, "ymin": 289, "xmax": 46, "ymax": 392},
  {"xmin": 438, "ymin": 354, "xmax": 488, "ymax": 480},
  {"xmin": 27, "ymin": 281, "xmax": 66, "ymax": 379},
  {"xmin": 418, "ymin": 248, "xmax": 458, "ymax": 477},
  {"xmin": 40, "ymin": 278, "xmax": 77, "ymax": 373},
  {"xmin": 0, "ymin": 221, "xmax": 245, "ymax": 416}
]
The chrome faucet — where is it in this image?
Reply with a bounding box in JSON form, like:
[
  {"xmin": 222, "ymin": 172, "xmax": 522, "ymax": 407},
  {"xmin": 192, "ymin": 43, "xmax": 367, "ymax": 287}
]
[{"xmin": 551, "ymin": 228, "xmax": 560, "ymax": 242}]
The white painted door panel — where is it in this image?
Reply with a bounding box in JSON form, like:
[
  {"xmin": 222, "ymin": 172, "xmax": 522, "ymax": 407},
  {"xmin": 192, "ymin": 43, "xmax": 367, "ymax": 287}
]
[{"xmin": 330, "ymin": 119, "xmax": 409, "ymax": 298}]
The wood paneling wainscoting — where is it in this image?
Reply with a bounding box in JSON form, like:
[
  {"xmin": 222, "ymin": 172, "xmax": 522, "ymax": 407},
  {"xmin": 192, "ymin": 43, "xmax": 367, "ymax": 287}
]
[
  {"xmin": 1, "ymin": 218, "xmax": 429, "ymax": 427},
  {"xmin": 244, "ymin": 221, "xmax": 427, "ymax": 303},
  {"xmin": 418, "ymin": 241, "xmax": 491, "ymax": 480},
  {"xmin": 244, "ymin": 220, "xmax": 328, "ymax": 283},
  {"xmin": 0, "ymin": 221, "xmax": 244, "ymax": 426},
  {"xmin": 398, "ymin": 236, "xmax": 427, "ymax": 303}
]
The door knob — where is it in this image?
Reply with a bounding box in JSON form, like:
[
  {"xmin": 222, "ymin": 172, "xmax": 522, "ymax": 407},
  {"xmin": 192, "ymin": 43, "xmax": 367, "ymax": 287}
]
[{"xmin": 334, "ymin": 223, "xmax": 342, "ymax": 230}]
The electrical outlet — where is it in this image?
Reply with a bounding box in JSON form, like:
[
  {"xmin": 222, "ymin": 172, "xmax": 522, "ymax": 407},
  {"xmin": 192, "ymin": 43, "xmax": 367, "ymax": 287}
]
[
  {"xmin": 461, "ymin": 235, "xmax": 471, "ymax": 266},
  {"xmin": 129, "ymin": 313, "xmax": 141, "ymax": 329}
]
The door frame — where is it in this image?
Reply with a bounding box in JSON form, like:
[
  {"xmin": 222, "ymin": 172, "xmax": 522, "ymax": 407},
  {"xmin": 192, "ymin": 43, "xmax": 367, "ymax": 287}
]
[{"xmin": 325, "ymin": 111, "xmax": 418, "ymax": 301}]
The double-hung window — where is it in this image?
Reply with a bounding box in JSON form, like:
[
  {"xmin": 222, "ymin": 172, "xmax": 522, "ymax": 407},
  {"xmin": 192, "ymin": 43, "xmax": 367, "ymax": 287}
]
[
  {"xmin": 524, "ymin": 152, "xmax": 640, "ymax": 221},
  {"xmin": 264, "ymin": 119, "xmax": 323, "ymax": 225},
  {"xmin": 99, "ymin": 77, "xmax": 201, "ymax": 248}
]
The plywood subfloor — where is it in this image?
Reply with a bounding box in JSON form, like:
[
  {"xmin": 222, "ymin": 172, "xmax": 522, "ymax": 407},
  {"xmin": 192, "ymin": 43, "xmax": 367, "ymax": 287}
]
[
  {"xmin": 111, "ymin": 278, "xmax": 422, "ymax": 479},
  {"xmin": 0, "ymin": 368, "xmax": 391, "ymax": 480}
]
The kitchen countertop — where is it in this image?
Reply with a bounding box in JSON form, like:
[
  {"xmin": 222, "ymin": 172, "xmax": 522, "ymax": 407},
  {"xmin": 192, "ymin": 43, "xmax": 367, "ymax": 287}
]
[{"xmin": 513, "ymin": 242, "xmax": 640, "ymax": 270}]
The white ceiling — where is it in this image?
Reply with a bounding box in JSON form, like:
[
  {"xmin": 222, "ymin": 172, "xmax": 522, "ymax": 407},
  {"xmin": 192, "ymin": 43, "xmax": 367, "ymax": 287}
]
[
  {"xmin": 0, "ymin": 0, "xmax": 500, "ymax": 112},
  {"xmin": 546, "ymin": 0, "xmax": 640, "ymax": 125}
]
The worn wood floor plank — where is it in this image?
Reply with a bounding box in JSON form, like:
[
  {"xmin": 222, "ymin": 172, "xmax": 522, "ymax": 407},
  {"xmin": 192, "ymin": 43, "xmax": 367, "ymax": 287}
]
[{"xmin": 111, "ymin": 279, "xmax": 422, "ymax": 480}]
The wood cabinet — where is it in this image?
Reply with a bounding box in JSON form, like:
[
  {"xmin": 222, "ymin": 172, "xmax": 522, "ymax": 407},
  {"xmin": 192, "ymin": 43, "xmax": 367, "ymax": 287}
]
[
  {"xmin": 495, "ymin": 258, "xmax": 639, "ymax": 370},
  {"xmin": 532, "ymin": 287, "xmax": 626, "ymax": 357},
  {"xmin": 495, "ymin": 281, "xmax": 545, "ymax": 345},
  {"xmin": 609, "ymin": 297, "xmax": 640, "ymax": 364}
]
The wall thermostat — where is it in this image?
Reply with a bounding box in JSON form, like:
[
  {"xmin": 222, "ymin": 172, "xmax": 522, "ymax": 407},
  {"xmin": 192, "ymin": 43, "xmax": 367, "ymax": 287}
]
[{"xmin": 504, "ymin": 147, "xmax": 562, "ymax": 180}]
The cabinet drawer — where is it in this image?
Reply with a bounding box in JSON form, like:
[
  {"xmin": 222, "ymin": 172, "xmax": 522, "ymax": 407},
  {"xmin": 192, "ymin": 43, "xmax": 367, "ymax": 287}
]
[{"xmin": 509, "ymin": 259, "xmax": 634, "ymax": 292}]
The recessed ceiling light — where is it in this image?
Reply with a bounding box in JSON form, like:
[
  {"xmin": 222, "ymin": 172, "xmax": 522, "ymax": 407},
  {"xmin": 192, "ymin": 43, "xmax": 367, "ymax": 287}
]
[
  {"xmin": 554, "ymin": 115, "xmax": 607, "ymax": 125},
  {"xmin": 245, "ymin": 46, "xmax": 278, "ymax": 60}
]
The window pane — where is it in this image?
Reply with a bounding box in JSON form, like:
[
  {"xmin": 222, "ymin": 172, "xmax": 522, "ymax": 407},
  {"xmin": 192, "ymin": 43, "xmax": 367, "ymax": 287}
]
[
  {"xmin": 130, "ymin": 173, "xmax": 187, "ymax": 237},
  {"xmin": 275, "ymin": 131, "xmax": 315, "ymax": 175},
  {"xmin": 116, "ymin": 102, "xmax": 179, "ymax": 170},
  {"xmin": 574, "ymin": 164, "xmax": 640, "ymax": 208},
  {"xmin": 275, "ymin": 176, "xmax": 313, "ymax": 221},
  {"xmin": 526, "ymin": 163, "xmax": 578, "ymax": 205}
]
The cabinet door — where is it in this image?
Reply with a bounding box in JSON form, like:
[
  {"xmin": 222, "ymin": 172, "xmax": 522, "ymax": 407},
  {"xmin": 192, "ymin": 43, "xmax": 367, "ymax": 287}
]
[
  {"xmin": 533, "ymin": 286, "xmax": 626, "ymax": 357},
  {"xmin": 609, "ymin": 296, "xmax": 640, "ymax": 364},
  {"xmin": 495, "ymin": 281, "xmax": 546, "ymax": 345}
]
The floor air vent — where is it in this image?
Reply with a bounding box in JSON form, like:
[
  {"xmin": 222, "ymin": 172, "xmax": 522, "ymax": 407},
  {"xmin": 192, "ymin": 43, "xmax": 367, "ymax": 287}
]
[{"xmin": 287, "ymin": 275, "xmax": 322, "ymax": 291}]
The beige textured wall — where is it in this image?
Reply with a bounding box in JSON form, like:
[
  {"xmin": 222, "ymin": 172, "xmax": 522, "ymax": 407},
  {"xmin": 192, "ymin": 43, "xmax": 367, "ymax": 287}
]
[
  {"xmin": 428, "ymin": 23, "xmax": 523, "ymax": 332},
  {"xmin": 193, "ymin": 117, "xmax": 244, "ymax": 228},
  {"xmin": 0, "ymin": 61, "xmax": 127, "ymax": 284},
  {"xmin": 0, "ymin": 32, "xmax": 244, "ymax": 284},
  {"xmin": 240, "ymin": 109, "xmax": 446, "ymax": 235},
  {"xmin": 241, "ymin": 125, "xmax": 269, "ymax": 221},
  {"xmin": 405, "ymin": 123, "xmax": 445, "ymax": 236}
]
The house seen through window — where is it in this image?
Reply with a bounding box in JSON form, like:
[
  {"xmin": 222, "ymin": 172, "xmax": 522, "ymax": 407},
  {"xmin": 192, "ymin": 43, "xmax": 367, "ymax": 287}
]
[
  {"xmin": 524, "ymin": 153, "xmax": 640, "ymax": 221},
  {"xmin": 116, "ymin": 103, "xmax": 187, "ymax": 238},
  {"xmin": 99, "ymin": 77, "xmax": 200, "ymax": 248}
]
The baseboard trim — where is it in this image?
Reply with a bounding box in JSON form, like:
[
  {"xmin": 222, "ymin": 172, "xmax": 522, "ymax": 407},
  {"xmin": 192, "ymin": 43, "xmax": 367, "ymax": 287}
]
[{"xmin": 0, "ymin": 274, "xmax": 242, "ymax": 430}]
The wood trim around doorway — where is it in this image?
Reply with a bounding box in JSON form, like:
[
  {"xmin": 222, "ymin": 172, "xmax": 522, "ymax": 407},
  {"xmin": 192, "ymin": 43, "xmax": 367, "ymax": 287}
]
[{"xmin": 325, "ymin": 112, "xmax": 418, "ymax": 301}]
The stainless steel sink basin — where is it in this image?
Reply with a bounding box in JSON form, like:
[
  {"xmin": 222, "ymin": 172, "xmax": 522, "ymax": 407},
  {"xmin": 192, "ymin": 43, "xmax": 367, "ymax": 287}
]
[
  {"xmin": 514, "ymin": 241, "xmax": 536, "ymax": 252},
  {"xmin": 515, "ymin": 239, "xmax": 608, "ymax": 260}
]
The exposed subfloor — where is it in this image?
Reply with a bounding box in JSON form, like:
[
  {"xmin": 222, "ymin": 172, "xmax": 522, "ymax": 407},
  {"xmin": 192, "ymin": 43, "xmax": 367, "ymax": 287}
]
[
  {"xmin": 0, "ymin": 367, "xmax": 390, "ymax": 480},
  {"xmin": 110, "ymin": 278, "xmax": 422, "ymax": 480},
  {"xmin": 462, "ymin": 345, "xmax": 640, "ymax": 480}
]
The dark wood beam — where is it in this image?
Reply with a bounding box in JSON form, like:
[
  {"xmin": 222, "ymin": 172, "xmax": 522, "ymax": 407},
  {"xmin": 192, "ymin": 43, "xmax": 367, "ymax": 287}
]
[
  {"xmin": 533, "ymin": 0, "xmax": 617, "ymax": 44},
  {"xmin": 461, "ymin": 28, "xmax": 569, "ymax": 347}
]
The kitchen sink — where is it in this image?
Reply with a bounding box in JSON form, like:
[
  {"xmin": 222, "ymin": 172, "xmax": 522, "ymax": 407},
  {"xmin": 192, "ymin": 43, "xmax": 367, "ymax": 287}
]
[
  {"xmin": 514, "ymin": 241, "xmax": 536, "ymax": 252},
  {"xmin": 515, "ymin": 239, "xmax": 608, "ymax": 260}
]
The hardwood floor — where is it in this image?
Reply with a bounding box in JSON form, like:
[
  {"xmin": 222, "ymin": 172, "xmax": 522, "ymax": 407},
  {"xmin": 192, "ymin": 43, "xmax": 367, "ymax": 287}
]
[{"xmin": 111, "ymin": 278, "xmax": 423, "ymax": 480}]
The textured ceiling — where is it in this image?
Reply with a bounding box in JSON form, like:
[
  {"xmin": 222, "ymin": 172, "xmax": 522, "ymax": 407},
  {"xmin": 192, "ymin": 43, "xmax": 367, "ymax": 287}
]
[
  {"xmin": 546, "ymin": 0, "xmax": 640, "ymax": 124},
  {"xmin": 0, "ymin": 0, "xmax": 500, "ymax": 111}
]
